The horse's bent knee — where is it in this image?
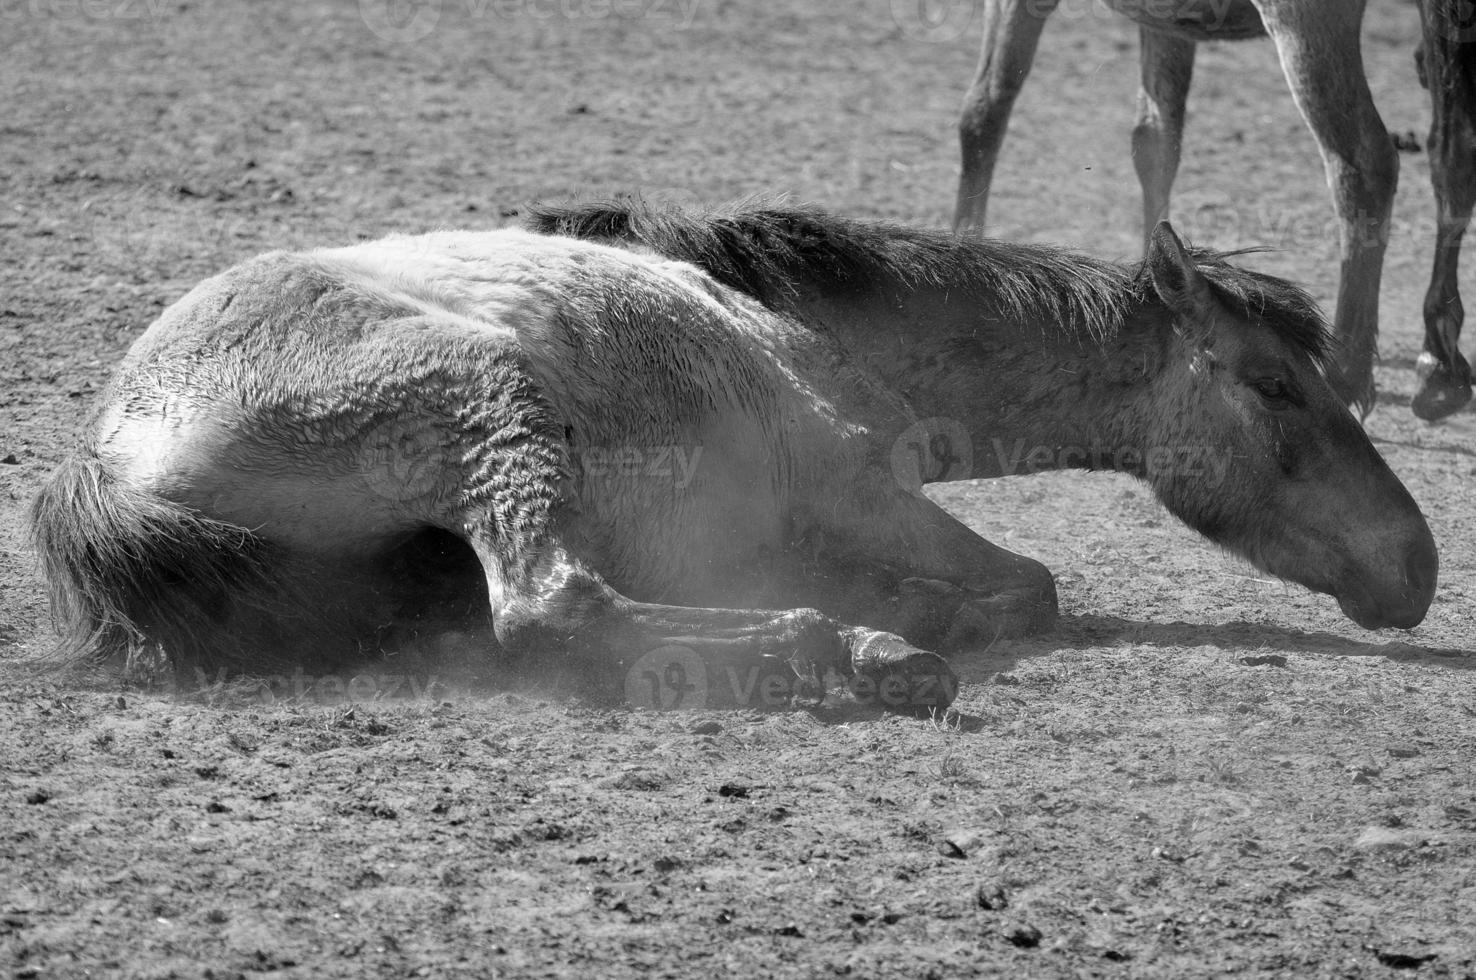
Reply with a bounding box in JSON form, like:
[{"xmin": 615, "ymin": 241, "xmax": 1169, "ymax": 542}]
[{"xmin": 491, "ymin": 565, "xmax": 617, "ymax": 657}]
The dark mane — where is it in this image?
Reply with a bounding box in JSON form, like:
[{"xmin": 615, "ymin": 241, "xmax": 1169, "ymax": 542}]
[{"xmin": 524, "ymin": 198, "xmax": 1331, "ymax": 365}]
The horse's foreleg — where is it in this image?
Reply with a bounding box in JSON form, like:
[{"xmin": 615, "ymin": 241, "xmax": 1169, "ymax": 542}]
[
  {"xmin": 805, "ymin": 488, "xmax": 1058, "ymax": 651},
  {"xmin": 891, "ymin": 509, "xmax": 1059, "ymax": 650},
  {"xmin": 1256, "ymin": 0, "xmax": 1396, "ymax": 414},
  {"xmin": 622, "ymin": 600, "xmax": 957, "ymax": 711},
  {"xmin": 954, "ymin": 0, "xmax": 1061, "ymax": 237},
  {"xmin": 1413, "ymin": 11, "xmax": 1476, "ymax": 421},
  {"xmin": 471, "ymin": 534, "xmax": 957, "ymax": 713},
  {"xmin": 1131, "ymin": 26, "xmax": 1196, "ymax": 246}
]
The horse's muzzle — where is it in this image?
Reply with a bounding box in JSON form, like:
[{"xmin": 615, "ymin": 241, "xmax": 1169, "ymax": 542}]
[{"xmin": 1337, "ymin": 534, "xmax": 1439, "ymax": 630}]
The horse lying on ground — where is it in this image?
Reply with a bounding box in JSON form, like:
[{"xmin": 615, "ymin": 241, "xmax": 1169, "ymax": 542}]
[
  {"xmin": 30, "ymin": 202, "xmax": 1438, "ymax": 712},
  {"xmin": 954, "ymin": 0, "xmax": 1396, "ymax": 414}
]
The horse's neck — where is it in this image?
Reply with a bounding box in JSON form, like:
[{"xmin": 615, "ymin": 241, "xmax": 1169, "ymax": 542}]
[{"xmin": 814, "ymin": 289, "xmax": 1167, "ymax": 480}]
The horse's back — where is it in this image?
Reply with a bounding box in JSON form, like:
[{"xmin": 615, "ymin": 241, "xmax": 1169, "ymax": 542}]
[
  {"xmin": 93, "ymin": 233, "xmax": 565, "ymax": 551},
  {"xmin": 88, "ymin": 229, "xmax": 829, "ymax": 588}
]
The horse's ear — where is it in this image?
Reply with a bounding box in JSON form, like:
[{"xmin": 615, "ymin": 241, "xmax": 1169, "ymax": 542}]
[{"xmin": 1146, "ymin": 221, "xmax": 1212, "ymax": 318}]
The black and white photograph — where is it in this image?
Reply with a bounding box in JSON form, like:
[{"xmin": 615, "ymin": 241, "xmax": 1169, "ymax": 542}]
[{"xmin": 2, "ymin": 0, "xmax": 1473, "ymax": 975}]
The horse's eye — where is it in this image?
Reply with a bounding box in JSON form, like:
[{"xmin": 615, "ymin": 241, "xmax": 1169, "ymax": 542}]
[{"xmin": 1252, "ymin": 377, "xmax": 1289, "ymax": 401}]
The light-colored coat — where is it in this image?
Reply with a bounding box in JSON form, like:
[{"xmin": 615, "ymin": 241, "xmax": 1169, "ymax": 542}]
[{"xmin": 30, "ymin": 203, "xmax": 1439, "ymax": 711}]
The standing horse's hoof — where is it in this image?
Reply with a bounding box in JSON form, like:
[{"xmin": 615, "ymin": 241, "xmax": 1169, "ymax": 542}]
[{"xmin": 1412, "ymin": 353, "xmax": 1473, "ymax": 421}]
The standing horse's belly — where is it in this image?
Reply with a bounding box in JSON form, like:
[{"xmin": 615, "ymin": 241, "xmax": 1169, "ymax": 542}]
[{"xmin": 1105, "ymin": 0, "xmax": 1265, "ymax": 40}]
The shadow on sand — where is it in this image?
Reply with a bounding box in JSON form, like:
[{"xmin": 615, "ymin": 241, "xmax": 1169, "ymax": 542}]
[
  {"xmin": 806, "ymin": 612, "xmax": 1473, "ymax": 727},
  {"xmin": 949, "ymin": 612, "xmax": 1476, "ymax": 683}
]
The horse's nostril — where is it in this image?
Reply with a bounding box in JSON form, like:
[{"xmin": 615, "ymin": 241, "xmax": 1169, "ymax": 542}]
[
  {"xmin": 1350, "ymin": 529, "xmax": 1440, "ymax": 631},
  {"xmin": 1403, "ymin": 534, "xmax": 1439, "ymax": 601}
]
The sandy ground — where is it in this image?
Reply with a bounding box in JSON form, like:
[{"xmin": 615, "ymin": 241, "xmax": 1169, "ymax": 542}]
[{"xmin": 2, "ymin": 0, "xmax": 1474, "ymax": 976}]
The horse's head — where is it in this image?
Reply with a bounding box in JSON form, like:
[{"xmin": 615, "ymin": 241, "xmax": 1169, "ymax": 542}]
[{"xmin": 1140, "ymin": 223, "xmax": 1437, "ymax": 630}]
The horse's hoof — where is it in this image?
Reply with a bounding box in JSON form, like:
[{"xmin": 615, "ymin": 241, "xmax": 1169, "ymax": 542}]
[
  {"xmin": 1411, "ymin": 354, "xmax": 1473, "ymax": 421},
  {"xmin": 1412, "ymin": 377, "xmax": 1474, "ymax": 421},
  {"xmin": 847, "ymin": 630, "xmax": 959, "ymax": 713}
]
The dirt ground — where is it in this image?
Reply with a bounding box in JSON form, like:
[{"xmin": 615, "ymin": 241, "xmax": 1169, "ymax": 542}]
[{"xmin": 3, "ymin": 0, "xmax": 1475, "ymax": 976}]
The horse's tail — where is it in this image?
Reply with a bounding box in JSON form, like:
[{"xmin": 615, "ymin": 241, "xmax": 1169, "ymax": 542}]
[{"xmin": 28, "ymin": 450, "xmax": 277, "ymax": 675}]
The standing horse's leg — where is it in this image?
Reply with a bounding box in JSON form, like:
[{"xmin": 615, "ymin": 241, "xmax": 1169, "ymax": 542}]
[
  {"xmin": 1131, "ymin": 27, "xmax": 1197, "ymax": 246},
  {"xmin": 1413, "ymin": 10, "xmax": 1476, "ymax": 420},
  {"xmin": 954, "ymin": 0, "xmax": 1061, "ymax": 236},
  {"xmin": 1253, "ymin": 0, "xmax": 1397, "ymax": 414}
]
